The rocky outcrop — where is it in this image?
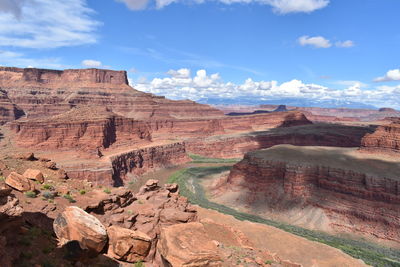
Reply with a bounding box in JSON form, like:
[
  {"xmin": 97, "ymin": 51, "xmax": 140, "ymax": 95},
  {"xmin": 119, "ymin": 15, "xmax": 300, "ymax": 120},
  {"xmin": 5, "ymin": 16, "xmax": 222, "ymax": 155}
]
[
  {"xmin": 110, "ymin": 142, "xmax": 190, "ymax": 185},
  {"xmin": 10, "ymin": 106, "xmax": 152, "ymax": 150},
  {"xmin": 53, "ymin": 206, "xmax": 108, "ymax": 253},
  {"xmin": 360, "ymin": 118, "xmax": 400, "ymax": 155},
  {"xmin": 0, "ymin": 89, "xmax": 24, "ymax": 125},
  {"xmin": 5, "ymin": 172, "xmax": 35, "ymax": 192},
  {"xmin": 0, "ymin": 66, "xmax": 223, "ymax": 121},
  {"xmin": 107, "ymin": 225, "xmax": 152, "ymax": 262},
  {"xmin": 23, "ymin": 169, "xmax": 44, "ymax": 183},
  {"xmin": 223, "ymin": 145, "xmax": 400, "ymax": 242},
  {"xmin": 158, "ymin": 222, "xmax": 223, "ymax": 266},
  {"xmin": 187, "ymin": 124, "xmax": 374, "ymax": 158}
]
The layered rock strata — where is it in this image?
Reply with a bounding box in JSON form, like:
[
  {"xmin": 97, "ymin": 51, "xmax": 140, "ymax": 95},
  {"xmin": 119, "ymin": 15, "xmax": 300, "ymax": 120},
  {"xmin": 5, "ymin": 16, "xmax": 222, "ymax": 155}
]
[
  {"xmin": 0, "ymin": 67, "xmax": 223, "ymax": 121},
  {"xmin": 223, "ymin": 145, "xmax": 400, "ymax": 242},
  {"xmin": 187, "ymin": 124, "xmax": 374, "ymax": 158},
  {"xmin": 10, "ymin": 106, "xmax": 152, "ymax": 150},
  {"xmin": 360, "ymin": 118, "xmax": 400, "ymax": 155}
]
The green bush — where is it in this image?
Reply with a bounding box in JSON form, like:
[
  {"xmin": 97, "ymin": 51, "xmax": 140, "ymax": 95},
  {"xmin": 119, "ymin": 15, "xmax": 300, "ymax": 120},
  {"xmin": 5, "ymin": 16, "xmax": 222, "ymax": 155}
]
[
  {"xmin": 42, "ymin": 191, "xmax": 55, "ymax": 200},
  {"xmin": 42, "ymin": 184, "xmax": 54, "ymax": 191},
  {"xmin": 25, "ymin": 191, "xmax": 37, "ymax": 198},
  {"xmin": 134, "ymin": 261, "xmax": 144, "ymax": 267},
  {"xmin": 63, "ymin": 194, "xmax": 76, "ymax": 203},
  {"xmin": 79, "ymin": 189, "xmax": 86, "ymax": 195},
  {"xmin": 103, "ymin": 188, "xmax": 111, "ymax": 194}
]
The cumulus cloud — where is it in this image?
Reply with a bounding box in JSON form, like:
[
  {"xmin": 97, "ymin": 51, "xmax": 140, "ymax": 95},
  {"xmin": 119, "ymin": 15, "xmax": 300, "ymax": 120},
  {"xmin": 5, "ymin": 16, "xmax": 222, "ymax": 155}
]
[
  {"xmin": 167, "ymin": 68, "xmax": 191, "ymax": 78},
  {"xmin": 0, "ymin": 0, "xmax": 100, "ymax": 49},
  {"xmin": 374, "ymin": 69, "xmax": 400, "ymax": 82},
  {"xmin": 133, "ymin": 68, "xmax": 400, "ymax": 108},
  {"xmin": 336, "ymin": 40, "xmax": 354, "ymax": 48},
  {"xmin": 116, "ymin": 0, "xmax": 329, "ymax": 13},
  {"xmin": 81, "ymin": 59, "xmax": 102, "ymax": 68},
  {"xmin": 298, "ymin": 36, "xmax": 331, "ymax": 48},
  {"xmin": 116, "ymin": 0, "xmax": 150, "ymax": 10},
  {"xmin": 298, "ymin": 36, "xmax": 355, "ymax": 49},
  {"xmin": 267, "ymin": 0, "xmax": 329, "ymax": 14}
]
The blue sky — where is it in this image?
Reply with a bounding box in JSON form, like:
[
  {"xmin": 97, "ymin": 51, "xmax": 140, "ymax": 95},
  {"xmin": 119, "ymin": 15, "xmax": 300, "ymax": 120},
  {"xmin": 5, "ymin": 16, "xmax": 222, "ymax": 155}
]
[{"xmin": 0, "ymin": 0, "xmax": 399, "ymax": 108}]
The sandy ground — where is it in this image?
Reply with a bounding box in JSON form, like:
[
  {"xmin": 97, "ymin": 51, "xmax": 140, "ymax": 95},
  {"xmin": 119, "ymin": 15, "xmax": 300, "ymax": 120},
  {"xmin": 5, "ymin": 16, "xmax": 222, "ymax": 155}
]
[{"xmin": 197, "ymin": 207, "xmax": 368, "ymax": 267}]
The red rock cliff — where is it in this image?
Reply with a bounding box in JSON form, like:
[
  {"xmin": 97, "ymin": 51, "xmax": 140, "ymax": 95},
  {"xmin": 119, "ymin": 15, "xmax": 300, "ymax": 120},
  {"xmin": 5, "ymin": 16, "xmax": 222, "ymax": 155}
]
[
  {"xmin": 224, "ymin": 145, "xmax": 400, "ymax": 243},
  {"xmin": 360, "ymin": 118, "xmax": 400, "ymax": 155},
  {"xmin": 186, "ymin": 124, "xmax": 374, "ymax": 158}
]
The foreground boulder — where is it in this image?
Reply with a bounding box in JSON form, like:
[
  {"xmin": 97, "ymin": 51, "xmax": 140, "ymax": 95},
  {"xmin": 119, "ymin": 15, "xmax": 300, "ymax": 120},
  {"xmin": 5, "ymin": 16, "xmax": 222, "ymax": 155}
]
[
  {"xmin": 107, "ymin": 225, "xmax": 151, "ymax": 262},
  {"xmin": 158, "ymin": 222, "xmax": 222, "ymax": 266},
  {"xmin": 23, "ymin": 169, "xmax": 44, "ymax": 183},
  {"xmin": 53, "ymin": 206, "xmax": 107, "ymax": 254},
  {"xmin": 5, "ymin": 172, "xmax": 35, "ymax": 192}
]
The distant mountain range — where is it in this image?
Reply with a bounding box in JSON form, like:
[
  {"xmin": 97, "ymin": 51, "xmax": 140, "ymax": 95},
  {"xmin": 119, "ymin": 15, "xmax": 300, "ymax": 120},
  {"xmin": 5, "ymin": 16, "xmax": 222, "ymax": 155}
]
[{"xmin": 198, "ymin": 97, "xmax": 378, "ymax": 109}]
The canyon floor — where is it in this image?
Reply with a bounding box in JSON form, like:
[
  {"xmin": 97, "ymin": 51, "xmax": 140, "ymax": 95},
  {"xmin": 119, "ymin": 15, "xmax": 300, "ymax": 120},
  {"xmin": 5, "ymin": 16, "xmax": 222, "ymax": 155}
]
[{"xmin": 1, "ymin": 67, "xmax": 400, "ymax": 266}]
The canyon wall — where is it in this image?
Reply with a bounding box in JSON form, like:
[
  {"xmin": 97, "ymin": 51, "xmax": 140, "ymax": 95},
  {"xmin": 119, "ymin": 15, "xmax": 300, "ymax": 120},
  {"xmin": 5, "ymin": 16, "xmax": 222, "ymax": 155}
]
[
  {"xmin": 0, "ymin": 67, "xmax": 223, "ymax": 121},
  {"xmin": 360, "ymin": 118, "xmax": 400, "ymax": 155},
  {"xmin": 223, "ymin": 145, "xmax": 400, "ymax": 243},
  {"xmin": 10, "ymin": 107, "xmax": 152, "ymax": 150},
  {"xmin": 110, "ymin": 142, "xmax": 190, "ymax": 186},
  {"xmin": 186, "ymin": 124, "xmax": 374, "ymax": 158}
]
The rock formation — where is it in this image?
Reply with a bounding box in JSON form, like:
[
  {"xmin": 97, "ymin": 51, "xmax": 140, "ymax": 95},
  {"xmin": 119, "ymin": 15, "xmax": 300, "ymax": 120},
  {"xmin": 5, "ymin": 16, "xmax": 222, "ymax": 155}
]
[
  {"xmin": 0, "ymin": 66, "xmax": 223, "ymax": 121},
  {"xmin": 220, "ymin": 145, "xmax": 400, "ymax": 243},
  {"xmin": 186, "ymin": 124, "xmax": 374, "ymax": 158},
  {"xmin": 360, "ymin": 118, "xmax": 400, "ymax": 155},
  {"xmin": 53, "ymin": 206, "xmax": 108, "ymax": 254}
]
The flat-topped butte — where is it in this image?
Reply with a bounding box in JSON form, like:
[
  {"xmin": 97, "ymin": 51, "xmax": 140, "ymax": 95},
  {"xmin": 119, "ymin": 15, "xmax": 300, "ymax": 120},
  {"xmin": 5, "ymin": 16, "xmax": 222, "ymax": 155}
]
[{"xmin": 249, "ymin": 144, "xmax": 400, "ymax": 180}]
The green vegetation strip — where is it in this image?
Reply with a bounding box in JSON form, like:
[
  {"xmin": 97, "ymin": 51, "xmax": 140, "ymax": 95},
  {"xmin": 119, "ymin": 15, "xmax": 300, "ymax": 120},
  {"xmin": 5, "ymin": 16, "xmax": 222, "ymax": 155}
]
[
  {"xmin": 168, "ymin": 166, "xmax": 400, "ymax": 267},
  {"xmin": 188, "ymin": 153, "xmax": 241, "ymax": 164}
]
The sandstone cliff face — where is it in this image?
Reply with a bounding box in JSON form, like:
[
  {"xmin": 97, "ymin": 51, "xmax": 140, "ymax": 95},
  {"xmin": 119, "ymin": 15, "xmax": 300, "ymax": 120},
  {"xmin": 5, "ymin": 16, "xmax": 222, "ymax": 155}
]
[
  {"xmin": 224, "ymin": 145, "xmax": 400, "ymax": 242},
  {"xmin": 0, "ymin": 67, "xmax": 223, "ymax": 121},
  {"xmin": 186, "ymin": 124, "xmax": 372, "ymax": 158},
  {"xmin": 0, "ymin": 89, "xmax": 24, "ymax": 125},
  {"xmin": 360, "ymin": 118, "xmax": 400, "ymax": 155},
  {"xmin": 110, "ymin": 143, "xmax": 190, "ymax": 186},
  {"xmin": 10, "ymin": 107, "xmax": 152, "ymax": 150}
]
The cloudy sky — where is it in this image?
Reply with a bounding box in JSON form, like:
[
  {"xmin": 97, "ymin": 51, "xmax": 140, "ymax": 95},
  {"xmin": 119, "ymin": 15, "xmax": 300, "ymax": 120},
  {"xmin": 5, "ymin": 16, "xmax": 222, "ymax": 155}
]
[{"xmin": 0, "ymin": 0, "xmax": 399, "ymax": 108}]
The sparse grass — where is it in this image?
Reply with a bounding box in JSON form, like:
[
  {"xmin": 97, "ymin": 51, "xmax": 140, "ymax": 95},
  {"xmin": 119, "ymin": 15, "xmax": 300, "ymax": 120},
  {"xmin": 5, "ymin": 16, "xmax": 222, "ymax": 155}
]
[
  {"xmin": 265, "ymin": 260, "xmax": 275, "ymax": 265},
  {"xmin": 103, "ymin": 188, "xmax": 111, "ymax": 194},
  {"xmin": 168, "ymin": 166, "xmax": 400, "ymax": 267},
  {"xmin": 63, "ymin": 194, "xmax": 76, "ymax": 203},
  {"xmin": 134, "ymin": 261, "xmax": 145, "ymax": 267},
  {"xmin": 189, "ymin": 153, "xmax": 241, "ymax": 164},
  {"xmin": 0, "ymin": 176, "xmax": 5, "ymax": 181},
  {"xmin": 24, "ymin": 191, "xmax": 37, "ymax": 198},
  {"xmin": 42, "ymin": 184, "xmax": 54, "ymax": 191},
  {"xmin": 42, "ymin": 191, "xmax": 55, "ymax": 200}
]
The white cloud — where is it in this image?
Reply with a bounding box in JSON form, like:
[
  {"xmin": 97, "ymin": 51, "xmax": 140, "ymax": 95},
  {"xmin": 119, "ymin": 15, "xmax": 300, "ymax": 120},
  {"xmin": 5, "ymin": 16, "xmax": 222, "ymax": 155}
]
[
  {"xmin": 298, "ymin": 35, "xmax": 331, "ymax": 48},
  {"xmin": 336, "ymin": 40, "xmax": 354, "ymax": 48},
  {"xmin": 81, "ymin": 59, "xmax": 102, "ymax": 68},
  {"xmin": 167, "ymin": 68, "xmax": 191, "ymax": 78},
  {"xmin": 116, "ymin": 0, "xmax": 329, "ymax": 13},
  {"xmin": 0, "ymin": 0, "xmax": 100, "ymax": 49},
  {"xmin": 116, "ymin": 0, "xmax": 150, "ymax": 10},
  {"xmin": 0, "ymin": 50, "xmax": 66, "ymax": 69},
  {"xmin": 298, "ymin": 36, "xmax": 355, "ymax": 49},
  {"xmin": 133, "ymin": 68, "xmax": 400, "ymax": 109},
  {"xmin": 374, "ymin": 69, "xmax": 400, "ymax": 82},
  {"xmin": 267, "ymin": 0, "xmax": 329, "ymax": 14}
]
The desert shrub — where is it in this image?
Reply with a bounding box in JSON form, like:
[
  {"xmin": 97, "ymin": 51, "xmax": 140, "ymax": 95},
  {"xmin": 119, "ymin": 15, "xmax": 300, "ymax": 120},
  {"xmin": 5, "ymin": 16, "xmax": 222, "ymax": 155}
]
[
  {"xmin": 79, "ymin": 189, "xmax": 86, "ymax": 195},
  {"xmin": 25, "ymin": 191, "xmax": 37, "ymax": 198},
  {"xmin": 103, "ymin": 188, "xmax": 111, "ymax": 194},
  {"xmin": 42, "ymin": 184, "xmax": 54, "ymax": 191},
  {"xmin": 134, "ymin": 261, "xmax": 144, "ymax": 267},
  {"xmin": 63, "ymin": 194, "xmax": 76, "ymax": 203},
  {"xmin": 42, "ymin": 191, "xmax": 55, "ymax": 200}
]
